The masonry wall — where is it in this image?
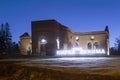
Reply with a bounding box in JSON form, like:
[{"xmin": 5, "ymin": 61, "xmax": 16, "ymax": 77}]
[
  {"xmin": 32, "ymin": 20, "xmax": 61, "ymax": 55},
  {"xmin": 75, "ymin": 31, "xmax": 109, "ymax": 55},
  {"xmin": 20, "ymin": 37, "xmax": 32, "ymax": 55},
  {"xmin": 20, "ymin": 20, "xmax": 109, "ymax": 56}
]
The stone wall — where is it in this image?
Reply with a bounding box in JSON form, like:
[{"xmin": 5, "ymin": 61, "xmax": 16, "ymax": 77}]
[
  {"xmin": 20, "ymin": 19, "xmax": 109, "ymax": 56},
  {"xmin": 20, "ymin": 37, "xmax": 32, "ymax": 55}
]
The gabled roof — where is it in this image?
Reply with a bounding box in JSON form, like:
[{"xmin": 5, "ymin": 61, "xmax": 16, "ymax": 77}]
[{"xmin": 20, "ymin": 32, "xmax": 30, "ymax": 38}]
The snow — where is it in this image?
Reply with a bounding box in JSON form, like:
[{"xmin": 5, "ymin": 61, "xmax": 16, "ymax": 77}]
[
  {"xmin": 29, "ymin": 57, "xmax": 118, "ymax": 68},
  {"xmin": 22, "ymin": 57, "xmax": 120, "ymax": 76},
  {"xmin": 1, "ymin": 57, "xmax": 120, "ymax": 76}
]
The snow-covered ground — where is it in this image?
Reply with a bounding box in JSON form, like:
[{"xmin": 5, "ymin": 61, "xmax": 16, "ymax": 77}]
[
  {"xmin": 1, "ymin": 57, "xmax": 120, "ymax": 76},
  {"xmin": 28, "ymin": 57, "xmax": 120, "ymax": 68},
  {"xmin": 23, "ymin": 57, "xmax": 120, "ymax": 76}
]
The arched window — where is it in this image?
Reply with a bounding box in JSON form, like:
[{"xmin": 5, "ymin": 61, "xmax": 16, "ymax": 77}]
[
  {"xmin": 27, "ymin": 46, "xmax": 31, "ymax": 51},
  {"xmin": 88, "ymin": 42, "xmax": 92, "ymax": 49},
  {"xmin": 94, "ymin": 42, "xmax": 98, "ymax": 49},
  {"xmin": 75, "ymin": 42, "xmax": 79, "ymax": 47},
  {"xmin": 27, "ymin": 46, "xmax": 31, "ymax": 55}
]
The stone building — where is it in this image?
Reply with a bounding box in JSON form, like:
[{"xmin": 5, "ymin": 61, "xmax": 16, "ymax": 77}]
[
  {"xmin": 20, "ymin": 32, "xmax": 32, "ymax": 55},
  {"xmin": 20, "ymin": 20, "xmax": 109, "ymax": 56}
]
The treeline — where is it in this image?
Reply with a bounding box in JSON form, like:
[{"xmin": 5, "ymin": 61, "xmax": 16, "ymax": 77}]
[
  {"xmin": 0, "ymin": 23, "xmax": 19, "ymax": 55},
  {"xmin": 110, "ymin": 37, "xmax": 120, "ymax": 55}
]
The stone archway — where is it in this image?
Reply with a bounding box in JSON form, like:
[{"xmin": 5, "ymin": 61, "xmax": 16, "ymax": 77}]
[{"xmin": 39, "ymin": 36, "xmax": 47, "ymax": 56}]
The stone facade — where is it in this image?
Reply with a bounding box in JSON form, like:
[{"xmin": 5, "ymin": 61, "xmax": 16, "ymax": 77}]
[
  {"xmin": 74, "ymin": 31, "xmax": 109, "ymax": 55},
  {"xmin": 20, "ymin": 20, "xmax": 109, "ymax": 56},
  {"xmin": 20, "ymin": 32, "xmax": 32, "ymax": 55}
]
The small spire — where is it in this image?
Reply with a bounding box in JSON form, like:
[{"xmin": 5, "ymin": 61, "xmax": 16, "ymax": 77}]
[
  {"xmin": 20, "ymin": 32, "xmax": 30, "ymax": 38},
  {"xmin": 105, "ymin": 25, "xmax": 109, "ymax": 33}
]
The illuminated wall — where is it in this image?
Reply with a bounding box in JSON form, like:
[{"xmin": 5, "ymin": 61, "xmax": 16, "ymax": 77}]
[
  {"xmin": 20, "ymin": 20, "xmax": 109, "ymax": 56},
  {"xmin": 74, "ymin": 31, "xmax": 109, "ymax": 55},
  {"xmin": 20, "ymin": 32, "xmax": 32, "ymax": 55},
  {"xmin": 32, "ymin": 20, "xmax": 61, "ymax": 55}
]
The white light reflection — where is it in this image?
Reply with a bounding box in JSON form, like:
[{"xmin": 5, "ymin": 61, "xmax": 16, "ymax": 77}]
[
  {"xmin": 41, "ymin": 38, "xmax": 47, "ymax": 44},
  {"xmin": 56, "ymin": 38, "xmax": 60, "ymax": 49},
  {"xmin": 56, "ymin": 47, "xmax": 105, "ymax": 56}
]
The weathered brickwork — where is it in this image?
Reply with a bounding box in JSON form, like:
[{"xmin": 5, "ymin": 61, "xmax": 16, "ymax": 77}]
[{"xmin": 20, "ymin": 20, "xmax": 109, "ymax": 56}]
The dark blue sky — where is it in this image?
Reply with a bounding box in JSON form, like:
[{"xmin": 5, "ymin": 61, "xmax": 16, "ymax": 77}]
[{"xmin": 0, "ymin": 0, "xmax": 120, "ymax": 47}]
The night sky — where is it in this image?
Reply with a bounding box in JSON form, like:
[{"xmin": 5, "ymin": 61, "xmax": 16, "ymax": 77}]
[{"xmin": 0, "ymin": 0, "xmax": 120, "ymax": 47}]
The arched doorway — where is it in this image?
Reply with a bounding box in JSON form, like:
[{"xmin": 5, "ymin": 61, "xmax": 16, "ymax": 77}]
[{"xmin": 39, "ymin": 36, "xmax": 47, "ymax": 55}]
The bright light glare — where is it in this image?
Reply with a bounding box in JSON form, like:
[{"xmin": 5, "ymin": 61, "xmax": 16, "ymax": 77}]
[
  {"xmin": 56, "ymin": 38, "xmax": 60, "ymax": 49},
  {"xmin": 56, "ymin": 47, "xmax": 106, "ymax": 56},
  {"xmin": 41, "ymin": 39, "xmax": 47, "ymax": 44},
  {"xmin": 75, "ymin": 36, "xmax": 79, "ymax": 40}
]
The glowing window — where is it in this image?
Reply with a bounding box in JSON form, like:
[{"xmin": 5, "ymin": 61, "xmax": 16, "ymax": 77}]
[
  {"xmin": 94, "ymin": 42, "xmax": 98, "ymax": 49},
  {"xmin": 27, "ymin": 46, "xmax": 31, "ymax": 51}
]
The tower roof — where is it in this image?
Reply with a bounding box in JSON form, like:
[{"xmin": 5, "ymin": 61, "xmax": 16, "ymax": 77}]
[{"xmin": 20, "ymin": 32, "xmax": 30, "ymax": 38}]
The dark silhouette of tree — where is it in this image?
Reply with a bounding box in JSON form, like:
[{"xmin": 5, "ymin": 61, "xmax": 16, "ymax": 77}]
[
  {"xmin": 110, "ymin": 47, "xmax": 117, "ymax": 55},
  {"xmin": 11, "ymin": 42, "xmax": 20, "ymax": 54},
  {"xmin": 105, "ymin": 25, "xmax": 109, "ymax": 34},
  {"xmin": 115, "ymin": 37, "xmax": 120, "ymax": 55},
  {"xmin": 110, "ymin": 37, "xmax": 120, "ymax": 55},
  {"xmin": 5, "ymin": 23, "xmax": 12, "ymax": 53},
  {"xmin": 0, "ymin": 23, "xmax": 15, "ymax": 54},
  {"xmin": 0, "ymin": 23, "xmax": 6, "ymax": 53}
]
